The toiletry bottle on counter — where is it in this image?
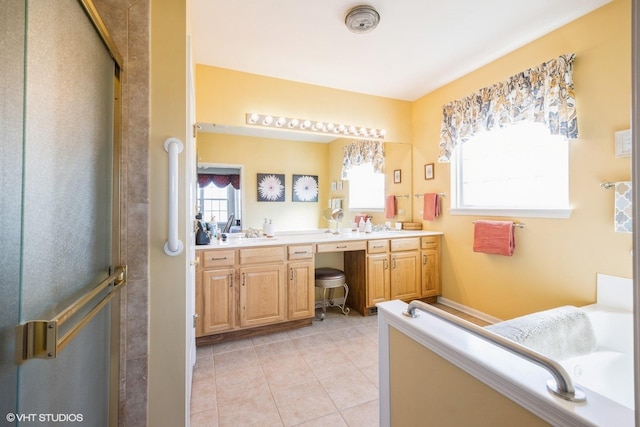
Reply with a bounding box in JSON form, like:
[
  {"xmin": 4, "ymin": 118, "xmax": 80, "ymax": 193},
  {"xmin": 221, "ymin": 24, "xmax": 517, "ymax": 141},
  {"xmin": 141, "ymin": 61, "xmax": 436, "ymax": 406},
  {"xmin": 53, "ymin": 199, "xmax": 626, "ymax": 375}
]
[
  {"xmin": 364, "ymin": 218, "xmax": 372, "ymax": 233},
  {"xmin": 358, "ymin": 217, "xmax": 365, "ymax": 232},
  {"xmin": 265, "ymin": 219, "xmax": 274, "ymax": 237}
]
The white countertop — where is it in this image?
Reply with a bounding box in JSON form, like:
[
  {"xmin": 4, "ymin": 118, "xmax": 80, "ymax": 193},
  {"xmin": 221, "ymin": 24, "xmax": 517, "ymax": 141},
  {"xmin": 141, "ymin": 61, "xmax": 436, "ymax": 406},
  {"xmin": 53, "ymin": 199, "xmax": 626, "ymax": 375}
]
[{"xmin": 196, "ymin": 229, "xmax": 442, "ymax": 249}]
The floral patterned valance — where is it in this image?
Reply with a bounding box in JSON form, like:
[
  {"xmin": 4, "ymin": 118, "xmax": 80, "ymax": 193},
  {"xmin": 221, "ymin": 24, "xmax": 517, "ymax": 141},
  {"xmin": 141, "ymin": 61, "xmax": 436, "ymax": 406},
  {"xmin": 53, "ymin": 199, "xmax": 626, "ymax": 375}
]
[
  {"xmin": 341, "ymin": 140, "xmax": 385, "ymax": 179},
  {"xmin": 197, "ymin": 174, "xmax": 240, "ymax": 189},
  {"xmin": 438, "ymin": 53, "xmax": 578, "ymax": 162}
]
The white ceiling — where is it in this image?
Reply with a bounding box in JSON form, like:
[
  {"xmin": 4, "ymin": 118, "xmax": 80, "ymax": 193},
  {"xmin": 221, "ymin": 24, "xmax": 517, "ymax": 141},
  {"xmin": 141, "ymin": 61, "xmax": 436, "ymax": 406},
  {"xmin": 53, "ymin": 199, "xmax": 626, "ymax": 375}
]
[{"xmin": 192, "ymin": 0, "xmax": 611, "ymax": 102}]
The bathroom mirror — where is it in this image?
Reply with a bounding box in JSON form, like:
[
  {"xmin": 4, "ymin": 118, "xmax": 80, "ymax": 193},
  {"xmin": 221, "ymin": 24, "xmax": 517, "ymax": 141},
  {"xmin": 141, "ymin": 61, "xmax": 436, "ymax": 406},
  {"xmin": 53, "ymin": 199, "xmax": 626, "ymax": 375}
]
[
  {"xmin": 196, "ymin": 163, "xmax": 244, "ymax": 231},
  {"xmin": 196, "ymin": 125, "xmax": 412, "ymax": 230},
  {"xmin": 322, "ymin": 207, "xmax": 344, "ymax": 234}
]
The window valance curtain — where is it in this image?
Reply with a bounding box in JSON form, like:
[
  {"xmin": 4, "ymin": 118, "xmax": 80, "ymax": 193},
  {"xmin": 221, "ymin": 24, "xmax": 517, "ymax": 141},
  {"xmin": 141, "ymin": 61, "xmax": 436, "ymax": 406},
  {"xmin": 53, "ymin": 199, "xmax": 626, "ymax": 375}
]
[
  {"xmin": 341, "ymin": 140, "xmax": 385, "ymax": 179},
  {"xmin": 197, "ymin": 174, "xmax": 240, "ymax": 189},
  {"xmin": 438, "ymin": 53, "xmax": 578, "ymax": 162}
]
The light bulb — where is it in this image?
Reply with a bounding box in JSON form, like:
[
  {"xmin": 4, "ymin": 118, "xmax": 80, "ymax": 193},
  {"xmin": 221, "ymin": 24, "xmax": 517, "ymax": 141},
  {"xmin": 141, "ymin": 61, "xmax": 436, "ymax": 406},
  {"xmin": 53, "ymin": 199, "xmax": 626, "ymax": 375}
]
[
  {"xmin": 301, "ymin": 120, "xmax": 311, "ymax": 129},
  {"xmin": 276, "ymin": 117, "xmax": 286, "ymax": 127},
  {"xmin": 288, "ymin": 119, "xmax": 299, "ymax": 128},
  {"xmin": 248, "ymin": 113, "xmax": 259, "ymax": 124},
  {"xmin": 263, "ymin": 116, "xmax": 273, "ymax": 125},
  {"xmin": 326, "ymin": 123, "xmax": 335, "ymax": 132},
  {"xmin": 348, "ymin": 126, "xmax": 356, "ymax": 134}
]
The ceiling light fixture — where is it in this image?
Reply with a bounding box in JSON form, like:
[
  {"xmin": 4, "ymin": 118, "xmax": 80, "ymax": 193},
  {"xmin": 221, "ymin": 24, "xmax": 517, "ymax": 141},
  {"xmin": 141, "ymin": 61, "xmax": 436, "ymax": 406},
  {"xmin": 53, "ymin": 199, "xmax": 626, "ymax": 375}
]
[
  {"xmin": 345, "ymin": 5, "xmax": 380, "ymax": 34},
  {"xmin": 245, "ymin": 113, "xmax": 385, "ymax": 140}
]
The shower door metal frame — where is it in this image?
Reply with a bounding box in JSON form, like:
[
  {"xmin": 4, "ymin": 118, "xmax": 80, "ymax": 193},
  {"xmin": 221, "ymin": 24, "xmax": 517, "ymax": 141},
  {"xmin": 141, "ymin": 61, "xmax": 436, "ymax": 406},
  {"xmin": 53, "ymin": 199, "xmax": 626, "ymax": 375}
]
[{"xmin": 13, "ymin": 0, "xmax": 125, "ymax": 424}]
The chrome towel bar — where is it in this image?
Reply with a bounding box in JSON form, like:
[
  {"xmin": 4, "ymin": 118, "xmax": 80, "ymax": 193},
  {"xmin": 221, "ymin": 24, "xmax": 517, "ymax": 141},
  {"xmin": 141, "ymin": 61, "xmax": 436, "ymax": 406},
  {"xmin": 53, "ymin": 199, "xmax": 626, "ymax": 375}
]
[
  {"xmin": 414, "ymin": 192, "xmax": 446, "ymax": 197},
  {"xmin": 472, "ymin": 221, "xmax": 525, "ymax": 228},
  {"xmin": 402, "ymin": 300, "xmax": 585, "ymax": 402}
]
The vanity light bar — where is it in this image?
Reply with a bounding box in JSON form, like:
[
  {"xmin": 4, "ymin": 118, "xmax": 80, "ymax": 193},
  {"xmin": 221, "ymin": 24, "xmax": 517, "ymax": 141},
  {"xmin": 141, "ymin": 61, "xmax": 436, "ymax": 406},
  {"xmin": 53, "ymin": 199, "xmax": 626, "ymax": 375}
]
[{"xmin": 245, "ymin": 113, "xmax": 386, "ymax": 139}]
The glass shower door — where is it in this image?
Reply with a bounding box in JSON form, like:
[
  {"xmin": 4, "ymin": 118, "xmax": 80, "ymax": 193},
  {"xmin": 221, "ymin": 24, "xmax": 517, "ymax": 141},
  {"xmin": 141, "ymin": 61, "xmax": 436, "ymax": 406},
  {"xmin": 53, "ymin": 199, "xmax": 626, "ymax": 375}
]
[{"xmin": 1, "ymin": 0, "xmax": 122, "ymax": 425}]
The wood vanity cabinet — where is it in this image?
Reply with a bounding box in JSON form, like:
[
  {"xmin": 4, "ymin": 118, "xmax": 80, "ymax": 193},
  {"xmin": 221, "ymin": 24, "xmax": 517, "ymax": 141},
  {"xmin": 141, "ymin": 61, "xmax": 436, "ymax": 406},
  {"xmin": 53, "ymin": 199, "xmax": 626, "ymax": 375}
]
[
  {"xmin": 366, "ymin": 240, "xmax": 390, "ymax": 307},
  {"xmin": 196, "ymin": 233, "xmax": 441, "ymax": 341},
  {"xmin": 197, "ymin": 249, "xmax": 236, "ymax": 336},
  {"xmin": 346, "ymin": 234, "xmax": 441, "ymax": 316},
  {"xmin": 287, "ymin": 245, "xmax": 315, "ymax": 320},
  {"xmin": 389, "ymin": 238, "xmax": 421, "ymax": 301},
  {"xmin": 239, "ymin": 263, "xmax": 286, "ymax": 327},
  {"xmin": 421, "ymin": 236, "xmax": 441, "ymax": 297},
  {"xmin": 238, "ymin": 246, "xmax": 287, "ymax": 328},
  {"xmin": 196, "ymin": 244, "xmax": 315, "ymax": 343}
]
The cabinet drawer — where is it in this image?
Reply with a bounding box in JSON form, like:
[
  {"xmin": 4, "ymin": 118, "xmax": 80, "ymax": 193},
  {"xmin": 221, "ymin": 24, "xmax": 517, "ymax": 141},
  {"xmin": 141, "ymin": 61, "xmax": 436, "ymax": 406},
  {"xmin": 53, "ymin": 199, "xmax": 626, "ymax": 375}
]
[
  {"xmin": 367, "ymin": 239, "xmax": 389, "ymax": 254},
  {"xmin": 390, "ymin": 237, "xmax": 420, "ymax": 252},
  {"xmin": 421, "ymin": 236, "xmax": 440, "ymax": 250},
  {"xmin": 317, "ymin": 240, "xmax": 366, "ymax": 253},
  {"xmin": 202, "ymin": 249, "xmax": 236, "ymax": 268},
  {"xmin": 240, "ymin": 246, "xmax": 286, "ymax": 264},
  {"xmin": 288, "ymin": 245, "xmax": 314, "ymax": 260}
]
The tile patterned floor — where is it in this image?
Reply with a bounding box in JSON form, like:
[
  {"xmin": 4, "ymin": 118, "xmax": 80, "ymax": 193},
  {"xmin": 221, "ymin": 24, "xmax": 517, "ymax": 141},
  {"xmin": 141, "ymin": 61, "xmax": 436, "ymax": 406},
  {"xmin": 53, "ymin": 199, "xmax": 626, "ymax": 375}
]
[{"xmin": 190, "ymin": 304, "xmax": 488, "ymax": 427}]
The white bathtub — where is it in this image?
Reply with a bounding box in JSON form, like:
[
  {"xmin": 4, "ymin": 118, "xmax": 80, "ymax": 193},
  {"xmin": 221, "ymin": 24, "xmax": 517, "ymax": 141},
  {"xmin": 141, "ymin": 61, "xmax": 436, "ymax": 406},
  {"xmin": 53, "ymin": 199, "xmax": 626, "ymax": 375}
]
[
  {"xmin": 560, "ymin": 274, "xmax": 634, "ymax": 410},
  {"xmin": 377, "ymin": 273, "xmax": 635, "ymax": 426}
]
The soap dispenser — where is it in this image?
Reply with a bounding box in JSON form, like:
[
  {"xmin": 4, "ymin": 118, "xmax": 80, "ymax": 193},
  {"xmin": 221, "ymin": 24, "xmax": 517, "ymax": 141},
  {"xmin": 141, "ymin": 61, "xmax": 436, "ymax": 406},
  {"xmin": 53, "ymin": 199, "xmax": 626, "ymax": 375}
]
[
  {"xmin": 364, "ymin": 218, "xmax": 372, "ymax": 233},
  {"xmin": 358, "ymin": 217, "xmax": 365, "ymax": 232},
  {"xmin": 265, "ymin": 219, "xmax": 274, "ymax": 237}
]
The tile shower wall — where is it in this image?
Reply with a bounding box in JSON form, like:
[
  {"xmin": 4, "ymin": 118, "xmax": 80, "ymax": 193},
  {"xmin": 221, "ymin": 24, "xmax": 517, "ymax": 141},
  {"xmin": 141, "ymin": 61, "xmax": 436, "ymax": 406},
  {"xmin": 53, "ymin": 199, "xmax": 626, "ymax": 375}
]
[{"xmin": 93, "ymin": 1, "xmax": 150, "ymax": 425}]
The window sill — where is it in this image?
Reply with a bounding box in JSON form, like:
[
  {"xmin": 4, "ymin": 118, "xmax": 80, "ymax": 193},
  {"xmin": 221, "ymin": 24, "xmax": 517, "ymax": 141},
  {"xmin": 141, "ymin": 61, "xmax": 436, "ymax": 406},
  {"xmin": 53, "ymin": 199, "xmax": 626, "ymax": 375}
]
[{"xmin": 449, "ymin": 208, "xmax": 572, "ymax": 219}]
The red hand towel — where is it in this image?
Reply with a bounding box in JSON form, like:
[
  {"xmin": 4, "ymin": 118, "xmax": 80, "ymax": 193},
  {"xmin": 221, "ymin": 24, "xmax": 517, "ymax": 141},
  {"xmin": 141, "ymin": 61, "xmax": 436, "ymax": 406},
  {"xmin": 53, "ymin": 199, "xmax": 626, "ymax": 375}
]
[
  {"xmin": 422, "ymin": 193, "xmax": 440, "ymax": 221},
  {"xmin": 385, "ymin": 195, "xmax": 396, "ymax": 219},
  {"xmin": 473, "ymin": 220, "xmax": 515, "ymax": 256}
]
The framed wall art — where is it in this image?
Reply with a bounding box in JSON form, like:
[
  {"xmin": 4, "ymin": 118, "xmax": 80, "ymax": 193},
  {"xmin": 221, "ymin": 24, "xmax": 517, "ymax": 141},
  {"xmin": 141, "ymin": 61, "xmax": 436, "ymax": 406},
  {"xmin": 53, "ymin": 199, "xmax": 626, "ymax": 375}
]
[
  {"xmin": 424, "ymin": 163, "xmax": 434, "ymax": 180},
  {"xmin": 394, "ymin": 169, "xmax": 401, "ymax": 184},
  {"xmin": 257, "ymin": 173, "xmax": 285, "ymax": 201},
  {"xmin": 292, "ymin": 174, "xmax": 319, "ymax": 202}
]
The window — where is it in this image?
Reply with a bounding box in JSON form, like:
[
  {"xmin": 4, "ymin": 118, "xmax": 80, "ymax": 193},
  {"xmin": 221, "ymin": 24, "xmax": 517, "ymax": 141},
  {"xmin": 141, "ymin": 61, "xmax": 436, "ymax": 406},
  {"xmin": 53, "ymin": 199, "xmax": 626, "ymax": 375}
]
[
  {"xmin": 451, "ymin": 122, "xmax": 571, "ymax": 218},
  {"xmin": 198, "ymin": 184, "xmax": 235, "ymax": 224},
  {"xmin": 347, "ymin": 163, "xmax": 385, "ymax": 210}
]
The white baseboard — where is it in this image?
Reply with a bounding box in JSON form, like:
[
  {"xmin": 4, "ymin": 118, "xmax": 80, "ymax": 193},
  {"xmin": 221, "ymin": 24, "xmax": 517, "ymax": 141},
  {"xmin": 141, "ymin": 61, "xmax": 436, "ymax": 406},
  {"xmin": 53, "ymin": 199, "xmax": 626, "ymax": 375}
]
[{"xmin": 436, "ymin": 297, "xmax": 503, "ymax": 324}]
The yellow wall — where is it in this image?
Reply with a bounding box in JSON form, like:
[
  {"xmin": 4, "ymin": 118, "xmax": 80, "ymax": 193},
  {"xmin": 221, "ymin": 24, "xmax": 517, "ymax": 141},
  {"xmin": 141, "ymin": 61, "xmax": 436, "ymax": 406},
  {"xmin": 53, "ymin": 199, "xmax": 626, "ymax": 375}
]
[
  {"xmin": 194, "ymin": 0, "xmax": 631, "ymax": 321},
  {"xmin": 195, "ymin": 65, "xmax": 412, "ymax": 143},
  {"xmin": 326, "ymin": 139, "xmax": 414, "ymax": 225},
  {"xmin": 197, "ymin": 133, "xmax": 414, "ymax": 231},
  {"xmin": 412, "ymin": 0, "xmax": 632, "ymax": 318},
  {"xmin": 197, "ymin": 133, "xmax": 329, "ymax": 230},
  {"xmin": 149, "ymin": 0, "xmax": 189, "ymax": 425}
]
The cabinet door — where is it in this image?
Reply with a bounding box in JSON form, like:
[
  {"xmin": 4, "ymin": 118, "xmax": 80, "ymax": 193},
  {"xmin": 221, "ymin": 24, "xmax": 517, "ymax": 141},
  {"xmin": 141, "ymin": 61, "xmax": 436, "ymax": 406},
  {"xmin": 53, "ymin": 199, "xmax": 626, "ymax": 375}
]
[
  {"xmin": 288, "ymin": 260, "xmax": 315, "ymax": 320},
  {"xmin": 367, "ymin": 253, "xmax": 390, "ymax": 307},
  {"xmin": 421, "ymin": 249, "xmax": 441, "ymax": 297},
  {"xmin": 390, "ymin": 251, "xmax": 421, "ymax": 300},
  {"xmin": 200, "ymin": 267, "xmax": 236, "ymax": 335},
  {"xmin": 240, "ymin": 264, "xmax": 286, "ymax": 327}
]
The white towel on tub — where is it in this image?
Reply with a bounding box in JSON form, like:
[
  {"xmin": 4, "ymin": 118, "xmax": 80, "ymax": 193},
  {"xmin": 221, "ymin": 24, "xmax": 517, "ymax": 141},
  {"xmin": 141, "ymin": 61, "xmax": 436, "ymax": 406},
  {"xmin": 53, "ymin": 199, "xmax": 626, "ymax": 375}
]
[{"xmin": 485, "ymin": 306, "xmax": 597, "ymax": 361}]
